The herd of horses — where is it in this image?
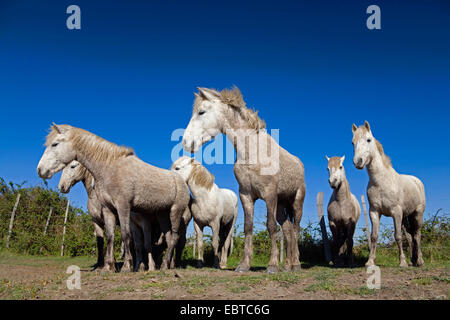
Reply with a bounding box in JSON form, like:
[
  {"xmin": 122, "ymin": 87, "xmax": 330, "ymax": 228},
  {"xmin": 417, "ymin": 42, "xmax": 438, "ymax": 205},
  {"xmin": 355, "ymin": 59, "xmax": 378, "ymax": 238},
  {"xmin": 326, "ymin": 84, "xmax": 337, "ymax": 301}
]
[{"xmin": 36, "ymin": 86, "xmax": 426, "ymax": 274}]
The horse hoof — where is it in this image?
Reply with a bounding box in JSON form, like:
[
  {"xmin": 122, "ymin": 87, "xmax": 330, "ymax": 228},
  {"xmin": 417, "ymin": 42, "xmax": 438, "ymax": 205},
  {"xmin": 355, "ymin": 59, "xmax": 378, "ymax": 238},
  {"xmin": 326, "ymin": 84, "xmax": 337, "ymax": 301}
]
[
  {"xmin": 196, "ymin": 261, "xmax": 204, "ymax": 269},
  {"xmin": 291, "ymin": 265, "xmax": 302, "ymax": 272},
  {"xmin": 266, "ymin": 265, "xmax": 278, "ymax": 274},
  {"xmin": 365, "ymin": 260, "xmax": 375, "ymax": 267},
  {"xmin": 399, "ymin": 261, "xmax": 408, "ymax": 268},
  {"xmin": 282, "ymin": 264, "xmax": 291, "ymax": 272},
  {"xmin": 415, "ymin": 259, "xmax": 425, "ymax": 267},
  {"xmin": 235, "ymin": 264, "xmax": 250, "ymax": 273},
  {"xmin": 100, "ymin": 267, "xmax": 113, "ymax": 275}
]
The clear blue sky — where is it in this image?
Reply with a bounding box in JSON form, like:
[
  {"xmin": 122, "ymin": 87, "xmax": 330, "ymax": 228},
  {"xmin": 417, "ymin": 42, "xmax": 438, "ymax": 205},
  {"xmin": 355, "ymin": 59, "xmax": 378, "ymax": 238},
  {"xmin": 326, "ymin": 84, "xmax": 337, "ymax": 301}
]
[{"xmin": 1, "ymin": 0, "xmax": 449, "ymax": 238}]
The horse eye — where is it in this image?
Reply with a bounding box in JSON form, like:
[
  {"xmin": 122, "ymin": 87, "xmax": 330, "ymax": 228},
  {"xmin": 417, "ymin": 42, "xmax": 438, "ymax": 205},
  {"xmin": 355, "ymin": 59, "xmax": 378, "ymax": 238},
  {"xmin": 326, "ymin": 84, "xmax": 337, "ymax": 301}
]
[
  {"xmin": 340, "ymin": 166, "xmax": 343, "ymax": 169},
  {"xmin": 198, "ymin": 110, "xmax": 205, "ymax": 115},
  {"xmin": 367, "ymin": 139, "xmax": 371, "ymax": 143},
  {"xmin": 71, "ymin": 165, "xmax": 77, "ymax": 169},
  {"xmin": 175, "ymin": 167, "xmax": 180, "ymax": 170},
  {"xmin": 52, "ymin": 143, "xmax": 59, "ymax": 147}
]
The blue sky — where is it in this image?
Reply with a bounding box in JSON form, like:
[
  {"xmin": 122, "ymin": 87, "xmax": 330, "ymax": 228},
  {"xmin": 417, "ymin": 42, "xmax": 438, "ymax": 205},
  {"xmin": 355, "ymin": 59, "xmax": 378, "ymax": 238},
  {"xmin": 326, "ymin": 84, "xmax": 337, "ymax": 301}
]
[{"xmin": 0, "ymin": 0, "xmax": 449, "ymax": 238}]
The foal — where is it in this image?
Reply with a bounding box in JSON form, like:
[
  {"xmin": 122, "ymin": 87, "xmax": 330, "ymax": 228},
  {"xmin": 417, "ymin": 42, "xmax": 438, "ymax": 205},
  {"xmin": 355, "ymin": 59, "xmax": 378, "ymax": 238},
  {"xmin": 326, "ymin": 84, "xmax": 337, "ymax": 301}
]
[
  {"xmin": 58, "ymin": 160, "xmax": 163, "ymax": 271},
  {"xmin": 326, "ymin": 156, "xmax": 361, "ymax": 267},
  {"xmin": 352, "ymin": 121, "xmax": 425, "ymax": 267},
  {"xmin": 171, "ymin": 157, "xmax": 238, "ymax": 269},
  {"xmin": 58, "ymin": 160, "xmax": 106, "ymax": 269}
]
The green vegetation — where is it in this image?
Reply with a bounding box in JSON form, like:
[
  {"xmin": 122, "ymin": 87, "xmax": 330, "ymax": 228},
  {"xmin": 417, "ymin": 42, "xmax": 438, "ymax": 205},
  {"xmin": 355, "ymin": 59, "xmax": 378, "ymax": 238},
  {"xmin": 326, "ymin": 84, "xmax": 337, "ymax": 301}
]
[
  {"xmin": 0, "ymin": 178, "xmax": 122, "ymax": 257},
  {"xmin": 1, "ymin": 177, "xmax": 448, "ymax": 271}
]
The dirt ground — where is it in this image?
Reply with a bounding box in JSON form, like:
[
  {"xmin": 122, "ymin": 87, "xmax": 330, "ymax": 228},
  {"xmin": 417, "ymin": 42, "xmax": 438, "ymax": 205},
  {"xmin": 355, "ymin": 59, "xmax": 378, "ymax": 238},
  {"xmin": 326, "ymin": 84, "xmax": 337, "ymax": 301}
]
[{"xmin": 0, "ymin": 252, "xmax": 448, "ymax": 300}]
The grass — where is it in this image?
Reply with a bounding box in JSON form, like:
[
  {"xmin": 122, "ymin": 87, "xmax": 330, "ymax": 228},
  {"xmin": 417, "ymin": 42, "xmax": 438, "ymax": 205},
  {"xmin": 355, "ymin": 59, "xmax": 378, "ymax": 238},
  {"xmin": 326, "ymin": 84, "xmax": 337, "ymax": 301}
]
[{"xmin": 0, "ymin": 279, "xmax": 45, "ymax": 300}]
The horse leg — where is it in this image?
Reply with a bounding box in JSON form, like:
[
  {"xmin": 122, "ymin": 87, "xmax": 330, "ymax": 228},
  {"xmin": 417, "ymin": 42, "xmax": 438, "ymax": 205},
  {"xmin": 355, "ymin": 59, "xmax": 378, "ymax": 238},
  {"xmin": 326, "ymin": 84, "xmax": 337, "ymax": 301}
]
[
  {"xmin": 173, "ymin": 212, "xmax": 189, "ymax": 268},
  {"xmin": 235, "ymin": 192, "xmax": 255, "ymax": 273},
  {"xmin": 130, "ymin": 220, "xmax": 144, "ymax": 272},
  {"xmin": 142, "ymin": 219, "xmax": 156, "ymax": 271},
  {"xmin": 277, "ymin": 206, "xmax": 293, "ymax": 271},
  {"xmin": 116, "ymin": 203, "xmax": 133, "ymax": 272},
  {"xmin": 266, "ymin": 195, "xmax": 279, "ymax": 274},
  {"xmin": 329, "ymin": 221, "xmax": 339, "ymax": 267},
  {"xmin": 92, "ymin": 221, "xmax": 104, "ymax": 270},
  {"xmin": 161, "ymin": 204, "xmax": 182, "ymax": 270},
  {"xmin": 346, "ymin": 221, "xmax": 356, "ymax": 267},
  {"xmin": 337, "ymin": 226, "xmax": 348, "ymax": 268},
  {"xmin": 402, "ymin": 216, "xmax": 414, "ymax": 266},
  {"xmin": 412, "ymin": 207, "xmax": 425, "ymax": 266},
  {"xmin": 220, "ymin": 215, "xmax": 237, "ymax": 269},
  {"xmin": 393, "ymin": 208, "xmax": 408, "ymax": 267},
  {"xmin": 156, "ymin": 214, "xmax": 172, "ymax": 270},
  {"xmin": 102, "ymin": 207, "xmax": 116, "ymax": 273},
  {"xmin": 194, "ymin": 222, "xmax": 204, "ymax": 268},
  {"xmin": 290, "ymin": 188, "xmax": 304, "ymax": 271},
  {"xmin": 211, "ymin": 221, "xmax": 221, "ymax": 268},
  {"xmin": 366, "ymin": 209, "xmax": 381, "ymax": 267}
]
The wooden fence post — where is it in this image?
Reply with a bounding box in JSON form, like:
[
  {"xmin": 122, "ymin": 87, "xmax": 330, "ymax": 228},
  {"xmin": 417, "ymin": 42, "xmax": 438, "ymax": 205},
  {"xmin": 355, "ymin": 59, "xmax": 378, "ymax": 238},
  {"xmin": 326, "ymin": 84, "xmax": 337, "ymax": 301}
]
[
  {"xmin": 6, "ymin": 193, "xmax": 21, "ymax": 248},
  {"xmin": 361, "ymin": 195, "xmax": 371, "ymax": 247},
  {"xmin": 43, "ymin": 207, "xmax": 53, "ymax": 236},
  {"xmin": 60, "ymin": 200, "xmax": 70, "ymax": 256},
  {"xmin": 316, "ymin": 192, "xmax": 332, "ymax": 264},
  {"xmin": 40, "ymin": 207, "xmax": 53, "ymax": 253}
]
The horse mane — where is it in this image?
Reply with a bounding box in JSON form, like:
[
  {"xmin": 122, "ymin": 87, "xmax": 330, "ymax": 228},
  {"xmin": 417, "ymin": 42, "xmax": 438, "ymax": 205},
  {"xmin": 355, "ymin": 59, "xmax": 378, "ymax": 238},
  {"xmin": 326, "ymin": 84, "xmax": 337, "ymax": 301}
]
[
  {"xmin": 188, "ymin": 159, "xmax": 215, "ymax": 191},
  {"xmin": 193, "ymin": 86, "xmax": 266, "ymax": 131},
  {"xmin": 47, "ymin": 125, "xmax": 135, "ymax": 165},
  {"xmin": 79, "ymin": 165, "xmax": 95, "ymax": 193},
  {"xmin": 220, "ymin": 86, "xmax": 266, "ymax": 131},
  {"xmin": 375, "ymin": 139, "xmax": 392, "ymax": 168}
]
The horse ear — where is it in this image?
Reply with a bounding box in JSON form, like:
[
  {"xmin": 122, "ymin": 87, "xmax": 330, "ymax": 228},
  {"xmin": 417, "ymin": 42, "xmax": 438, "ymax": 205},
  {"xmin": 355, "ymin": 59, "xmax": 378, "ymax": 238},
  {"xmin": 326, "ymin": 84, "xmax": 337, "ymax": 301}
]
[
  {"xmin": 364, "ymin": 120, "xmax": 371, "ymax": 132},
  {"xmin": 352, "ymin": 123, "xmax": 357, "ymax": 133},
  {"xmin": 340, "ymin": 155, "xmax": 345, "ymax": 165},
  {"xmin": 325, "ymin": 155, "xmax": 330, "ymax": 162},
  {"xmin": 52, "ymin": 123, "xmax": 61, "ymax": 134},
  {"xmin": 197, "ymin": 87, "xmax": 220, "ymax": 101},
  {"xmin": 194, "ymin": 92, "xmax": 200, "ymax": 98}
]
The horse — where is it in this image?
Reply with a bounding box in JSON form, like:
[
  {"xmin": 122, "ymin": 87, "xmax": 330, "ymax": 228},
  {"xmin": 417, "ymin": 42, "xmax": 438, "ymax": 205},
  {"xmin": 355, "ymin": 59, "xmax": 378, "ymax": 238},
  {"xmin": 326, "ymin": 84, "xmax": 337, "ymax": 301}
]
[
  {"xmin": 171, "ymin": 156, "xmax": 238, "ymax": 269},
  {"xmin": 326, "ymin": 155, "xmax": 361, "ymax": 267},
  {"xmin": 182, "ymin": 87, "xmax": 306, "ymax": 273},
  {"xmin": 58, "ymin": 160, "xmax": 171, "ymax": 272},
  {"xmin": 37, "ymin": 124, "xmax": 190, "ymax": 272},
  {"xmin": 58, "ymin": 160, "xmax": 108, "ymax": 269},
  {"xmin": 352, "ymin": 121, "xmax": 425, "ymax": 267}
]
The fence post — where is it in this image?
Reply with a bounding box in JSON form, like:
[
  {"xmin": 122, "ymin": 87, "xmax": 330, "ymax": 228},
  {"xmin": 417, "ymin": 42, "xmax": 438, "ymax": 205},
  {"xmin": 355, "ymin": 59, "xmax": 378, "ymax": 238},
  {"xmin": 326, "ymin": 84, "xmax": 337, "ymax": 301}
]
[
  {"xmin": 6, "ymin": 193, "xmax": 21, "ymax": 249},
  {"xmin": 361, "ymin": 195, "xmax": 371, "ymax": 247},
  {"xmin": 279, "ymin": 231, "xmax": 284, "ymax": 263},
  {"xmin": 39, "ymin": 207, "xmax": 53, "ymax": 253},
  {"xmin": 60, "ymin": 200, "xmax": 70, "ymax": 256},
  {"xmin": 43, "ymin": 207, "xmax": 53, "ymax": 236},
  {"xmin": 316, "ymin": 192, "xmax": 332, "ymax": 264}
]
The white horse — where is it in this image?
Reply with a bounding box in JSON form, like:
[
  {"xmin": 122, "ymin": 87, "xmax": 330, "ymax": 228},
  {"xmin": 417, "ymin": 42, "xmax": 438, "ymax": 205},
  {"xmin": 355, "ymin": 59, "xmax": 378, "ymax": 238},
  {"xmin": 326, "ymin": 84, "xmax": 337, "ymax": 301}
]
[
  {"xmin": 58, "ymin": 160, "xmax": 107, "ymax": 270},
  {"xmin": 326, "ymin": 156, "xmax": 361, "ymax": 267},
  {"xmin": 58, "ymin": 160, "xmax": 167, "ymax": 271},
  {"xmin": 352, "ymin": 121, "xmax": 425, "ymax": 267},
  {"xmin": 37, "ymin": 124, "xmax": 191, "ymax": 272},
  {"xmin": 182, "ymin": 87, "xmax": 305, "ymax": 273},
  {"xmin": 171, "ymin": 156, "xmax": 238, "ymax": 269}
]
